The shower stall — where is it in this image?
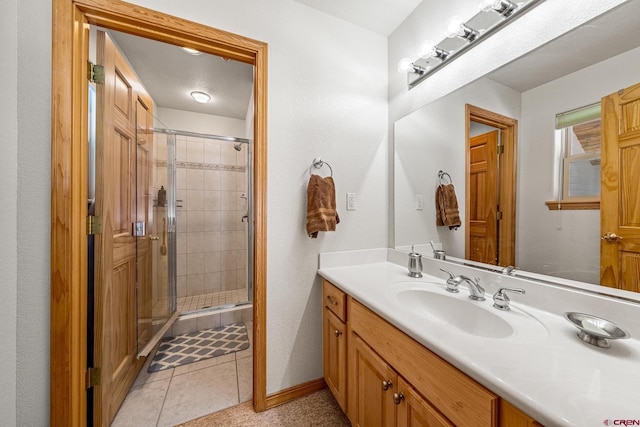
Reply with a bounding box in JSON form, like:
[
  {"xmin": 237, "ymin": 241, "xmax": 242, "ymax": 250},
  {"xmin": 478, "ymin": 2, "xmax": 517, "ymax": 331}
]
[{"xmin": 136, "ymin": 126, "xmax": 253, "ymax": 355}]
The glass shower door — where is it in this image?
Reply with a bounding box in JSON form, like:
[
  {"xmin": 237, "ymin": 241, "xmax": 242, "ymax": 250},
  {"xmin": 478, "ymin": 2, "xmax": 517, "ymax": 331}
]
[{"xmin": 135, "ymin": 105, "xmax": 177, "ymax": 356}]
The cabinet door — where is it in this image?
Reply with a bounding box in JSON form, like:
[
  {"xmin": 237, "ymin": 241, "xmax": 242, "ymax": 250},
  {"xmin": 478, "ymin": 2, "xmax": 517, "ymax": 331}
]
[
  {"xmin": 349, "ymin": 334, "xmax": 396, "ymax": 427},
  {"xmin": 323, "ymin": 308, "xmax": 347, "ymax": 411},
  {"xmin": 396, "ymin": 377, "xmax": 454, "ymax": 427}
]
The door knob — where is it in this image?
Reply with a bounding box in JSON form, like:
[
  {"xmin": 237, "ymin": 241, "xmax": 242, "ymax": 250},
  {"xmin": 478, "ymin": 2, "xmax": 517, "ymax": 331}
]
[{"xmin": 601, "ymin": 232, "xmax": 622, "ymax": 242}]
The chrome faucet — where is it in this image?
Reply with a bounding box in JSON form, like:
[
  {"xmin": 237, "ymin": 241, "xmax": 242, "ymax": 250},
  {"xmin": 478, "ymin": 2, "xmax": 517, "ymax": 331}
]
[
  {"xmin": 440, "ymin": 269, "xmax": 485, "ymax": 301},
  {"xmin": 492, "ymin": 287, "xmax": 526, "ymax": 311}
]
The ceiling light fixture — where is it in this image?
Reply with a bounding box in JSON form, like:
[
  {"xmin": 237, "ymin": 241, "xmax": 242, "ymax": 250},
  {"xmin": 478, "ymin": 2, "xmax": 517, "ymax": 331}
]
[
  {"xmin": 397, "ymin": 58, "xmax": 428, "ymax": 75},
  {"xmin": 420, "ymin": 40, "xmax": 450, "ymax": 61},
  {"xmin": 480, "ymin": 0, "xmax": 519, "ymax": 17},
  {"xmin": 190, "ymin": 91, "xmax": 211, "ymax": 103},
  {"xmin": 445, "ymin": 16, "xmax": 480, "ymax": 41},
  {"xmin": 181, "ymin": 47, "xmax": 202, "ymax": 55}
]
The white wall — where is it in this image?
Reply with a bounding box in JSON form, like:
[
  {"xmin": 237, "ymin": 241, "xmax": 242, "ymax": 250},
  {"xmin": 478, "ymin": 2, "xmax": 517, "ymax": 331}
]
[
  {"xmin": 156, "ymin": 107, "xmax": 248, "ymax": 139},
  {"xmin": 518, "ymin": 46, "xmax": 640, "ymax": 283},
  {"xmin": 394, "ymin": 77, "xmax": 521, "ymax": 255},
  {"xmin": 0, "ymin": 0, "xmax": 18, "ymax": 424},
  {"xmin": 127, "ymin": 0, "xmax": 389, "ymax": 395}
]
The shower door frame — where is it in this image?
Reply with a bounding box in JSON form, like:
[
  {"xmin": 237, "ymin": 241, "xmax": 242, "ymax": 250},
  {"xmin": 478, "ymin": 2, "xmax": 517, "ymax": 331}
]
[{"xmin": 50, "ymin": 1, "xmax": 268, "ymax": 424}]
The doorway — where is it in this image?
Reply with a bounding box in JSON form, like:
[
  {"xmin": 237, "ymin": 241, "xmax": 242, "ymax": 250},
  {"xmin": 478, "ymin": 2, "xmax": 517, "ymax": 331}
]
[
  {"xmin": 465, "ymin": 104, "xmax": 517, "ymax": 267},
  {"xmin": 51, "ymin": 1, "xmax": 268, "ymax": 425}
]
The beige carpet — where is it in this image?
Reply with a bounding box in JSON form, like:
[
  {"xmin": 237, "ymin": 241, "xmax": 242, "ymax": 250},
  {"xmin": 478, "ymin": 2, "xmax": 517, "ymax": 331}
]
[{"xmin": 178, "ymin": 388, "xmax": 351, "ymax": 426}]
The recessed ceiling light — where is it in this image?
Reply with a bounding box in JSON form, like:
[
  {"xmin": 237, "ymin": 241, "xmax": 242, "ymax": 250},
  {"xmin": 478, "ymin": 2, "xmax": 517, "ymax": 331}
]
[
  {"xmin": 181, "ymin": 47, "xmax": 202, "ymax": 55},
  {"xmin": 190, "ymin": 91, "xmax": 211, "ymax": 104}
]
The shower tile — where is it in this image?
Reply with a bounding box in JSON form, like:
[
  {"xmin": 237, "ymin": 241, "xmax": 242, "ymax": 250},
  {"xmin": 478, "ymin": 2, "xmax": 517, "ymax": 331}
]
[
  {"xmin": 221, "ymin": 210, "xmax": 241, "ymax": 232},
  {"xmin": 221, "ymin": 270, "xmax": 237, "ymax": 291},
  {"xmin": 186, "ymin": 274, "xmax": 205, "ymax": 296},
  {"xmin": 186, "ymin": 169, "xmax": 204, "ymax": 190},
  {"xmin": 203, "ymin": 232, "xmax": 222, "ymax": 253},
  {"xmin": 176, "ymin": 209, "xmax": 186, "ymax": 233},
  {"xmin": 236, "ymin": 172, "xmax": 246, "ymax": 192},
  {"xmin": 220, "ymin": 191, "xmax": 238, "ymax": 211},
  {"xmin": 186, "ymin": 189, "xmax": 204, "ymax": 211},
  {"xmin": 197, "ymin": 312, "xmax": 221, "ymax": 331},
  {"xmin": 175, "ymin": 139, "xmax": 187, "ymax": 162},
  {"xmin": 237, "ymin": 356, "xmax": 253, "ymax": 403},
  {"xmin": 177, "ymin": 254, "xmax": 187, "ymax": 277},
  {"xmin": 221, "ymin": 310, "xmax": 242, "ymax": 326},
  {"xmin": 156, "ymin": 360, "xmax": 239, "ymax": 427},
  {"xmin": 171, "ymin": 316, "xmax": 197, "ymax": 336},
  {"xmin": 204, "ymin": 190, "xmax": 221, "ymax": 211},
  {"xmin": 242, "ymin": 308, "xmax": 253, "ymax": 325},
  {"xmin": 176, "ymin": 233, "xmax": 186, "ymax": 254},
  {"xmin": 186, "ymin": 232, "xmax": 204, "ymax": 254},
  {"xmin": 204, "ymin": 141, "xmax": 221, "ymax": 164},
  {"xmin": 203, "ymin": 170, "xmax": 221, "ymax": 191},
  {"xmin": 204, "ymin": 252, "xmax": 221, "ymax": 273},
  {"xmin": 186, "ymin": 253, "xmax": 205, "ymax": 275},
  {"xmin": 236, "ymin": 230, "xmax": 247, "ymax": 250},
  {"xmin": 204, "ymin": 210, "xmax": 221, "ymax": 231},
  {"xmin": 111, "ymin": 377, "xmax": 169, "ymax": 427},
  {"xmin": 177, "ymin": 276, "xmax": 187, "ymax": 298},
  {"xmin": 236, "ymin": 269, "xmax": 247, "ymax": 288},
  {"xmin": 220, "ymin": 251, "xmax": 238, "ymax": 271},
  {"xmin": 176, "ymin": 168, "xmax": 186, "ymax": 190},
  {"xmin": 186, "ymin": 139, "xmax": 204, "ymax": 163},
  {"xmin": 186, "ymin": 211, "xmax": 204, "ymax": 233},
  {"xmin": 204, "ymin": 272, "xmax": 221, "ymax": 294},
  {"xmin": 220, "ymin": 171, "xmax": 237, "ymax": 191},
  {"xmin": 221, "ymin": 144, "xmax": 237, "ymax": 166},
  {"xmin": 220, "ymin": 231, "xmax": 238, "ymax": 251}
]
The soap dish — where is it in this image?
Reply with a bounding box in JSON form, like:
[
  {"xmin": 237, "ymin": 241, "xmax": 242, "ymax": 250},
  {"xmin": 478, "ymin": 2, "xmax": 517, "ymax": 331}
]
[{"xmin": 564, "ymin": 312, "xmax": 630, "ymax": 348}]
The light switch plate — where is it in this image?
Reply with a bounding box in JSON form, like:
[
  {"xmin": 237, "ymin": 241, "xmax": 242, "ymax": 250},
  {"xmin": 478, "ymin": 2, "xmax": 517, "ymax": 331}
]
[
  {"xmin": 416, "ymin": 194, "xmax": 424, "ymax": 210},
  {"xmin": 347, "ymin": 193, "xmax": 356, "ymax": 211}
]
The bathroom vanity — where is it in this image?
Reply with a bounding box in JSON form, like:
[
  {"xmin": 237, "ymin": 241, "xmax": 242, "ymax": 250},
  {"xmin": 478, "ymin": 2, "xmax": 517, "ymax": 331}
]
[{"xmin": 318, "ymin": 249, "xmax": 640, "ymax": 427}]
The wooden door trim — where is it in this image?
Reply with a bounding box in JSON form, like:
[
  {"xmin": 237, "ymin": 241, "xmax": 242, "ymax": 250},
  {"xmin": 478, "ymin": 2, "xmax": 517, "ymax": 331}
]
[
  {"xmin": 465, "ymin": 104, "xmax": 518, "ymax": 266},
  {"xmin": 51, "ymin": 1, "xmax": 268, "ymax": 424}
]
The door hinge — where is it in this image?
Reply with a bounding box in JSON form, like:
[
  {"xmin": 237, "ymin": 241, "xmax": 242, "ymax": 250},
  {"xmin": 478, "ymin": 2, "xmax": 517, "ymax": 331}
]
[
  {"xmin": 86, "ymin": 215, "xmax": 103, "ymax": 235},
  {"xmin": 86, "ymin": 367, "xmax": 101, "ymax": 389},
  {"xmin": 496, "ymin": 211, "xmax": 503, "ymax": 221},
  {"xmin": 497, "ymin": 144, "xmax": 504, "ymax": 155},
  {"xmin": 88, "ymin": 62, "xmax": 105, "ymax": 84}
]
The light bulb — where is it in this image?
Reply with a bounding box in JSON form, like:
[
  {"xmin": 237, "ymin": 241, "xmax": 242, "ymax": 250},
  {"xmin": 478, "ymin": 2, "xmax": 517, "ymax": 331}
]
[
  {"xmin": 181, "ymin": 47, "xmax": 202, "ymax": 55},
  {"xmin": 397, "ymin": 57, "xmax": 414, "ymax": 73},
  {"xmin": 190, "ymin": 91, "xmax": 211, "ymax": 103},
  {"xmin": 479, "ymin": 0, "xmax": 497, "ymax": 12},
  {"xmin": 420, "ymin": 40, "xmax": 436, "ymax": 58},
  {"xmin": 445, "ymin": 16, "xmax": 465, "ymax": 38}
]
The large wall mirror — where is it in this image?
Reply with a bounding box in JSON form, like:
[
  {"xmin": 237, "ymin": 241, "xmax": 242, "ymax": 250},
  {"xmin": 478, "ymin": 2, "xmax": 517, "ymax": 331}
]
[{"xmin": 393, "ymin": 0, "xmax": 640, "ymax": 297}]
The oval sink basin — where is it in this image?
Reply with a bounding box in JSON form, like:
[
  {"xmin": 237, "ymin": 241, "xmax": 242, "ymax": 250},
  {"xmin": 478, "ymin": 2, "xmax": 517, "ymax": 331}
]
[{"xmin": 396, "ymin": 288, "xmax": 514, "ymax": 338}]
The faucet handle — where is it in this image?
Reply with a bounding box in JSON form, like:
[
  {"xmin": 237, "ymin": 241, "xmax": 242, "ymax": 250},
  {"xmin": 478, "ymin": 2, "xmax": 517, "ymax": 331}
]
[
  {"xmin": 440, "ymin": 269, "xmax": 459, "ymax": 293},
  {"xmin": 493, "ymin": 287, "xmax": 526, "ymax": 311}
]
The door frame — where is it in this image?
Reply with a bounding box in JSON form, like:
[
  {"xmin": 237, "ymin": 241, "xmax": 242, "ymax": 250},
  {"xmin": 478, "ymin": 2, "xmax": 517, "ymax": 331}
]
[
  {"xmin": 51, "ymin": 1, "xmax": 268, "ymax": 424},
  {"xmin": 465, "ymin": 104, "xmax": 517, "ymax": 266}
]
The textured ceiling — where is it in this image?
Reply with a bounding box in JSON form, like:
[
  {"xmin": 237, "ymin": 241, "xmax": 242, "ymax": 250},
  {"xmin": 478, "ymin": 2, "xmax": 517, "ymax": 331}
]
[{"xmin": 109, "ymin": 30, "xmax": 254, "ymax": 120}]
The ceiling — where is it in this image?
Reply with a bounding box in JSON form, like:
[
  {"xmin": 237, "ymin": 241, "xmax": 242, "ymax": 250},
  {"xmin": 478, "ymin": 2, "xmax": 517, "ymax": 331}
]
[
  {"xmin": 109, "ymin": 30, "xmax": 254, "ymax": 120},
  {"xmin": 293, "ymin": 0, "xmax": 423, "ymax": 36}
]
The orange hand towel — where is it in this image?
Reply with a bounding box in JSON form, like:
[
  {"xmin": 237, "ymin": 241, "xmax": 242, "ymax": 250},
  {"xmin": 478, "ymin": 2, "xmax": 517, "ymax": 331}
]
[
  {"xmin": 306, "ymin": 174, "xmax": 340, "ymax": 238},
  {"xmin": 436, "ymin": 183, "xmax": 461, "ymax": 230}
]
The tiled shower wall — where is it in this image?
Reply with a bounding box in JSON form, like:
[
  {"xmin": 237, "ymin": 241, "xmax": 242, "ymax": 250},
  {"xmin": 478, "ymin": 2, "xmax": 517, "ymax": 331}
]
[{"xmin": 174, "ymin": 134, "xmax": 248, "ymax": 299}]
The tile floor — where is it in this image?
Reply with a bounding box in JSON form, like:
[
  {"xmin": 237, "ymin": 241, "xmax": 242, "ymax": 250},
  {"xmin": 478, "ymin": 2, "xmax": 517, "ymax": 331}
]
[
  {"xmin": 111, "ymin": 321, "xmax": 253, "ymax": 427},
  {"xmin": 177, "ymin": 289, "xmax": 249, "ymax": 313}
]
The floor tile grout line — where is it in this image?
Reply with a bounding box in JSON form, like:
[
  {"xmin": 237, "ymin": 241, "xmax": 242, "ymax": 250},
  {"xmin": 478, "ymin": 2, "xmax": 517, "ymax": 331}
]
[{"xmin": 154, "ymin": 368, "xmax": 175, "ymax": 427}]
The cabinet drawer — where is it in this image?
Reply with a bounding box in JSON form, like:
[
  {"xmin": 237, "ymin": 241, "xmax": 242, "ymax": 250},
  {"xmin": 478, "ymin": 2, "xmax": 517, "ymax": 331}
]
[
  {"xmin": 349, "ymin": 298, "xmax": 499, "ymax": 427},
  {"xmin": 323, "ymin": 279, "xmax": 346, "ymax": 322}
]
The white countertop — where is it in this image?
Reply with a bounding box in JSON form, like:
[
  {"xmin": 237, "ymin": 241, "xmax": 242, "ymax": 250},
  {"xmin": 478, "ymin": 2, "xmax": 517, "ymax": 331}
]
[{"xmin": 318, "ymin": 256, "xmax": 640, "ymax": 427}]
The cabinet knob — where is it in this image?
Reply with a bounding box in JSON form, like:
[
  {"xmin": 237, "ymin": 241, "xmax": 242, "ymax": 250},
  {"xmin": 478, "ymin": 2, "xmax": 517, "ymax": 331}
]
[
  {"xmin": 326, "ymin": 295, "xmax": 338, "ymax": 306},
  {"xmin": 334, "ymin": 329, "xmax": 343, "ymax": 337},
  {"xmin": 393, "ymin": 392, "xmax": 405, "ymax": 404},
  {"xmin": 382, "ymin": 379, "xmax": 393, "ymax": 391}
]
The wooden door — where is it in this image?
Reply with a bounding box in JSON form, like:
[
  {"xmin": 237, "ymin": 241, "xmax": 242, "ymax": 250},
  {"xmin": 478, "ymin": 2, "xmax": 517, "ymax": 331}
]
[
  {"xmin": 94, "ymin": 31, "xmax": 148, "ymax": 425},
  {"xmin": 600, "ymin": 82, "xmax": 640, "ymax": 292},
  {"xmin": 468, "ymin": 130, "xmax": 499, "ymax": 264},
  {"xmin": 348, "ymin": 334, "xmax": 396, "ymax": 427},
  {"xmin": 396, "ymin": 377, "xmax": 454, "ymax": 427},
  {"xmin": 323, "ymin": 308, "xmax": 347, "ymax": 412}
]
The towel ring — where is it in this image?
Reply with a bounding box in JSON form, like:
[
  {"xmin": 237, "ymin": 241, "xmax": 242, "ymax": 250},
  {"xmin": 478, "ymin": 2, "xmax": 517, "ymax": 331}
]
[
  {"xmin": 438, "ymin": 170, "xmax": 452, "ymax": 185},
  {"xmin": 310, "ymin": 157, "xmax": 333, "ymax": 177}
]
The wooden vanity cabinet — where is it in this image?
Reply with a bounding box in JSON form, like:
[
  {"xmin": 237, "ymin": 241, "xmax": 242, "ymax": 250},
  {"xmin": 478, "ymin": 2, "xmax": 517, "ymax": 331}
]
[
  {"xmin": 321, "ymin": 279, "xmax": 541, "ymax": 427},
  {"xmin": 322, "ymin": 279, "xmax": 347, "ymax": 411}
]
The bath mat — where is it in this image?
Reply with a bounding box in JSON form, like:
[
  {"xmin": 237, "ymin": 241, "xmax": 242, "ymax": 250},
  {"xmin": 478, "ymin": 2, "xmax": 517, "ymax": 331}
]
[{"xmin": 148, "ymin": 322, "xmax": 249, "ymax": 373}]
